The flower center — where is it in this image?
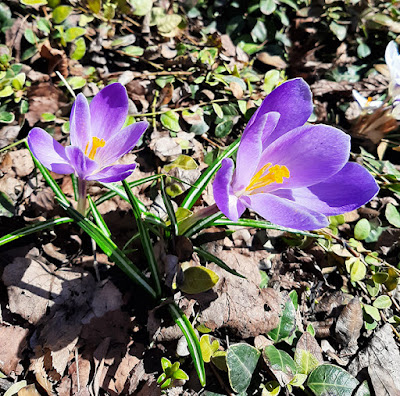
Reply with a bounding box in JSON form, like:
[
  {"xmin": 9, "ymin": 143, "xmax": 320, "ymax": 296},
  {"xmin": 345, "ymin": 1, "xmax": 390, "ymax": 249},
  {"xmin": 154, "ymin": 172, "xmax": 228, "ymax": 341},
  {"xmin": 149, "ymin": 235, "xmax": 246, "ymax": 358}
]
[
  {"xmin": 84, "ymin": 137, "xmax": 106, "ymax": 160},
  {"xmin": 245, "ymin": 163, "xmax": 290, "ymax": 192}
]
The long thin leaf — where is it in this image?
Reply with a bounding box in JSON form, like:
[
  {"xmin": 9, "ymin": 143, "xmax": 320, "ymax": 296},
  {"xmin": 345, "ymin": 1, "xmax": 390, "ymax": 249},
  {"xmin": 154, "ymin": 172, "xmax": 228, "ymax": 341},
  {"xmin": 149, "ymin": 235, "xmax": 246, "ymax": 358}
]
[
  {"xmin": 182, "ymin": 212, "xmax": 224, "ymax": 237},
  {"xmin": 87, "ymin": 195, "xmax": 111, "ymax": 238},
  {"xmin": 122, "ymin": 180, "xmax": 162, "ymax": 298},
  {"xmin": 168, "ymin": 303, "xmax": 206, "ymax": 386},
  {"xmin": 193, "ymin": 246, "xmax": 246, "ymax": 278},
  {"xmin": 0, "ymin": 217, "xmax": 73, "ymax": 246},
  {"xmin": 160, "ymin": 176, "xmax": 178, "ymax": 236},
  {"xmin": 213, "ymin": 218, "xmax": 321, "ymax": 238},
  {"xmin": 98, "ymin": 181, "xmax": 167, "ymax": 229},
  {"xmin": 56, "ymin": 198, "xmax": 157, "ymax": 299},
  {"xmin": 181, "ymin": 138, "xmax": 240, "ymax": 210}
]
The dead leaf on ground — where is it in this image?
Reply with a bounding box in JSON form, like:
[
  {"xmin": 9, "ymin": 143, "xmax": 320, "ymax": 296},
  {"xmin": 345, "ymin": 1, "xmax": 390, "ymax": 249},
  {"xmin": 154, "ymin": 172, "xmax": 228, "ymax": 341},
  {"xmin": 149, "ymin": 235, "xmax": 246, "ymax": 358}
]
[
  {"xmin": 0, "ymin": 324, "xmax": 29, "ymax": 376},
  {"xmin": 348, "ymin": 324, "xmax": 400, "ymax": 395},
  {"xmin": 335, "ymin": 297, "xmax": 363, "ymax": 349}
]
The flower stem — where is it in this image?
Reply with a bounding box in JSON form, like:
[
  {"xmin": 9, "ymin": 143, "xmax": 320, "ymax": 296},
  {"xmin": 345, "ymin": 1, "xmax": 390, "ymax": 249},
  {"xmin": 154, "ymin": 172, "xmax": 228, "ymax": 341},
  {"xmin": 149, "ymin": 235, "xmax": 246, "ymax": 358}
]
[{"xmin": 77, "ymin": 178, "xmax": 87, "ymax": 215}]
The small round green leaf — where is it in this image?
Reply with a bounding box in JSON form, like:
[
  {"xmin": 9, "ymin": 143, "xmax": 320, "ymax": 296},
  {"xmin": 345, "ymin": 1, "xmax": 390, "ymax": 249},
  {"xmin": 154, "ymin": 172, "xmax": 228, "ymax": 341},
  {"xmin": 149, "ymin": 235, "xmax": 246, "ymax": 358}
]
[
  {"xmin": 20, "ymin": 0, "xmax": 47, "ymax": 6},
  {"xmin": 160, "ymin": 110, "xmax": 180, "ymax": 132},
  {"xmin": 0, "ymin": 85, "xmax": 13, "ymax": 98},
  {"xmin": 65, "ymin": 27, "xmax": 86, "ymax": 43},
  {"xmin": 373, "ymin": 295, "xmax": 392, "ymax": 309},
  {"xmin": 52, "ymin": 5, "xmax": 72, "ymax": 23},
  {"xmin": 200, "ymin": 335, "xmax": 219, "ymax": 363},
  {"xmin": 385, "ymin": 203, "xmax": 400, "ymax": 228},
  {"xmin": 0, "ymin": 111, "xmax": 15, "ymax": 124},
  {"xmin": 71, "ymin": 37, "xmax": 86, "ymax": 60},
  {"xmin": 363, "ymin": 304, "xmax": 380, "ymax": 321},
  {"xmin": 354, "ymin": 218, "xmax": 371, "ymax": 240},
  {"xmin": 131, "ymin": 0, "xmax": 153, "ymax": 16},
  {"xmin": 350, "ymin": 259, "xmax": 366, "ymax": 282},
  {"xmin": 264, "ymin": 345, "xmax": 296, "ymax": 385}
]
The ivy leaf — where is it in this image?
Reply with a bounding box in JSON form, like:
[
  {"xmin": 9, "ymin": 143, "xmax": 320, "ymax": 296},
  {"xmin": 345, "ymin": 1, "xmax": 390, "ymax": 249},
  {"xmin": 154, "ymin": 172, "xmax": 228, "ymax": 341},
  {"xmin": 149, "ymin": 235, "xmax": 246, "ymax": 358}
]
[
  {"xmin": 263, "ymin": 345, "xmax": 296, "ymax": 386},
  {"xmin": 385, "ymin": 203, "xmax": 400, "ymax": 228},
  {"xmin": 160, "ymin": 110, "xmax": 180, "ymax": 132},
  {"xmin": 179, "ymin": 266, "xmax": 219, "ymax": 294},
  {"xmin": 268, "ymin": 296, "xmax": 296, "ymax": 342},
  {"xmin": 226, "ymin": 344, "xmax": 260, "ymax": 393}
]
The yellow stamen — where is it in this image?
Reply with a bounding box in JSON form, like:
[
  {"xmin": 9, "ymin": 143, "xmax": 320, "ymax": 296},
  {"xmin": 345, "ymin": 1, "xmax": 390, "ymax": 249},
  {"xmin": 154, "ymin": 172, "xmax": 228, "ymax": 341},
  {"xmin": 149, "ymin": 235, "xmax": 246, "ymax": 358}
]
[
  {"xmin": 85, "ymin": 137, "xmax": 106, "ymax": 160},
  {"xmin": 366, "ymin": 97, "xmax": 373, "ymax": 104},
  {"xmin": 245, "ymin": 163, "xmax": 290, "ymax": 192}
]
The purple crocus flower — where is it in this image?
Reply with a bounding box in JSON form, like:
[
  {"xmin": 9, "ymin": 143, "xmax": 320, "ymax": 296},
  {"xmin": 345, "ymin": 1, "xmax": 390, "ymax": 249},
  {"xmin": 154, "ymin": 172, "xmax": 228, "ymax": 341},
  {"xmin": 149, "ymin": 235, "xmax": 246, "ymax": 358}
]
[
  {"xmin": 213, "ymin": 78, "xmax": 379, "ymax": 230},
  {"xmin": 28, "ymin": 83, "xmax": 148, "ymax": 183}
]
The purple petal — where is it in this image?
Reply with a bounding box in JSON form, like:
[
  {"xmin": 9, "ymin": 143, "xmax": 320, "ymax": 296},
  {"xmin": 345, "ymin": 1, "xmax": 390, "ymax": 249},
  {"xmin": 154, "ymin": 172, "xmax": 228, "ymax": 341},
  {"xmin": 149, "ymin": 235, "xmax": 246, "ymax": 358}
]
[
  {"xmin": 27, "ymin": 128, "xmax": 74, "ymax": 175},
  {"xmin": 273, "ymin": 162, "xmax": 379, "ymax": 215},
  {"xmin": 69, "ymin": 93, "xmax": 91, "ymax": 152},
  {"xmin": 241, "ymin": 193, "xmax": 329, "ymax": 230},
  {"xmin": 213, "ymin": 158, "xmax": 246, "ymax": 221},
  {"xmin": 65, "ymin": 146, "xmax": 98, "ymax": 180},
  {"xmin": 89, "ymin": 83, "xmax": 128, "ymax": 141},
  {"xmin": 247, "ymin": 79, "xmax": 313, "ymax": 147},
  {"xmin": 95, "ymin": 121, "xmax": 148, "ymax": 166},
  {"xmin": 233, "ymin": 112, "xmax": 280, "ymax": 191},
  {"xmin": 86, "ymin": 163, "xmax": 137, "ymax": 183},
  {"xmin": 258, "ymin": 124, "xmax": 350, "ymax": 191}
]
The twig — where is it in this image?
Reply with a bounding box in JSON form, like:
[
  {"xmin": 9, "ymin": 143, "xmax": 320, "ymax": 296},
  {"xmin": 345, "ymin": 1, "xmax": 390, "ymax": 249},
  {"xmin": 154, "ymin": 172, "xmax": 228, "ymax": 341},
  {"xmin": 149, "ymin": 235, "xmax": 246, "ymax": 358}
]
[
  {"xmin": 56, "ymin": 71, "xmax": 76, "ymax": 99},
  {"xmin": 75, "ymin": 347, "xmax": 81, "ymax": 392}
]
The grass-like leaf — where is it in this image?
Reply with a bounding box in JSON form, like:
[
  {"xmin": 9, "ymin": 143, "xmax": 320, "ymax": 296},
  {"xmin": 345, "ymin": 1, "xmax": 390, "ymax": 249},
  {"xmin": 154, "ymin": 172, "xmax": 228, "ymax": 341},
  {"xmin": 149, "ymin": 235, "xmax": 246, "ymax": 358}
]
[
  {"xmin": 213, "ymin": 218, "xmax": 321, "ymax": 238},
  {"xmin": 160, "ymin": 176, "xmax": 178, "ymax": 236},
  {"xmin": 0, "ymin": 217, "xmax": 73, "ymax": 246},
  {"xmin": 193, "ymin": 246, "xmax": 245, "ymax": 278},
  {"xmin": 180, "ymin": 138, "xmax": 240, "ymax": 210},
  {"xmin": 122, "ymin": 180, "xmax": 162, "ymax": 298},
  {"xmin": 168, "ymin": 303, "xmax": 206, "ymax": 386},
  {"xmin": 87, "ymin": 195, "xmax": 111, "ymax": 238},
  {"xmin": 182, "ymin": 211, "xmax": 223, "ymax": 237}
]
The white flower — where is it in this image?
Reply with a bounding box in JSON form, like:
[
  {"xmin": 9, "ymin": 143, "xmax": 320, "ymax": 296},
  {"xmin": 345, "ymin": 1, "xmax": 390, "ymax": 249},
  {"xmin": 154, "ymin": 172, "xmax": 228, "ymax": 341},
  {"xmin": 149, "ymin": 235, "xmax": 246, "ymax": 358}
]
[
  {"xmin": 385, "ymin": 41, "xmax": 400, "ymax": 99},
  {"xmin": 352, "ymin": 90, "xmax": 383, "ymax": 111}
]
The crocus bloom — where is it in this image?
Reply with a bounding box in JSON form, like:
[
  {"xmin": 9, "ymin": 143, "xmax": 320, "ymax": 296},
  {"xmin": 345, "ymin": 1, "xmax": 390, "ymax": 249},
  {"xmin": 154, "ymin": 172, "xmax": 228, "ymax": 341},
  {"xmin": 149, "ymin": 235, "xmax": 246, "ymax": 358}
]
[
  {"xmin": 385, "ymin": 41, "xmax": 400, "ymax": 100},
  {"xmin": 352, "ymin": 90, "xmax": 383, "ymax": 112},
  {"xmin": 28, "ymin": 83, "xmax": 148, "ymax": 183},
  {"xmin": 213, "ymin": 79, "xmax": 379, "ymax": 230}
]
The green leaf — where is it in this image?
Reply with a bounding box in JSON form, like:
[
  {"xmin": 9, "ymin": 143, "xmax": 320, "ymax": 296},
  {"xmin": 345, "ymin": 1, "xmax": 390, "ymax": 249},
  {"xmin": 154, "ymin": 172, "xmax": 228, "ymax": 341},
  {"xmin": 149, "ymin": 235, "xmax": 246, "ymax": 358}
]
[
  {"xmin": 212, "ymin": 102, "xmax": 224, "ymax": 119},
  {"xmin": 131, "ymin": 0, "xmax": 153, "ymax": 16},
  {"xmin": 71, "ymin": 37, "xmax": 86, "ymax": 61},
  {"xmin": 87, "ymin": 195, "xmax": 111, "ymax": 238},
  {"xmin": 181, "ymin": 138, "xmax": 240, "ymax": 210},
  {"xmin": 193, "ymin": 246, "xmax": 246, "ymax": 278},
  {"xmin": 66, "ymin": 76, "xmax": 86, "ymax": 90},
  {"xmin": 86, "ymin": 0, "xmax": 101, "ymax": 13},
  {"xmin": 357, "ymin": 42, "xmax": 371, "ymax": 58},
  {"xmin": 215, "ymin": 119, "xmax": 233, "ymax": 138},
  {"xmin": 173, "ymin": 368, "xmax": 189, "ymax": 380},
  {"xmin": 20, "ymin": 0, "xmax": 47, "ymax": 6},
  {"xmin": 268, "ymin": 297, "xmax": 296, "ymax": 342},
  {"xmin": 52, "ymin": 5, "xmax": 71, "ymax": 23},
  {"xmin": 372, "ymin": 272, "xmax": 388, "ymax": 284},
  {"xmin": 0, "ymin": 111, "xmax": 15, "ymax": 124},
  {"xmin": 168, "ymin": 303, "xmax": 206, "ymax": 386},
  {"xmin": 349, "ymin": 259, "xmax": 366, "ymax": 282},
  {"xmin": 373, "ymin": 295, "xmax": 392, "ymax": 309},
  {"xmin": 0, "ymin": 85, "xmax": 13, "ymax": 97},
  {"xmin": 111, "ymin": 34, "xmax": 136, "ymax": 48},
  {"xmin": 160, "ymin": 110, "xmax": 180, "ymax": 132},
  {"xmin": 200, "ymin": 335, "xmax": 219, "ymax": 363},
  {"xmin": 0, "ymin": 192, "xmax": 14, "ymax": 217},
  {"xmin": 363, "ymin": 304, "xmax": 380, "ymax": 321},
  {"xmin": 160, "ymin": 176, "xmax": 178, "ymax": 236},
  {"xmin": 264, "ymin": 345, "xmax": 296, "ymax": 383},
  {"xmin": 24, "ymin": 28, "xmax": 37, "ymax": 44},
  {"xmin": 122, "ymin": 180, "xmax": 162, "ymax": 298},
  {"xmin": 65, "ymin": 27, "xmax": 86, "ymax": 43},
  {"xmin": 294, "ymin": 332, "xmax": 322, "ymax": 375},
  {"xmin": 37, "ymin": 18, "xmax": 51, "ymax": 33},
  {"xmin": 251, "ymin": 19, "xmax": 267, "ymax": 42},
  {"xmin": 123, "ymin": 45, "xmax": 144, "ymax": 57},
  {"xmin": 180, "ymin": 266, "xmax": 219, "ymax": 294},
  {"xmin": 211, "ymin": 350, "xmax": 227, "ymax": 371},
  {"xmin": 262, "ymin": 380, "xmax": 281, "ymax": 395},
  {"xmin": 354, "ymin": 218, "xmax": 371, "ymax": 240},
  {"xmin": 307, "ymin": 364, "xmax": 360, "ymax": 395},
  {"xmin": 41, "ymin": 112, "xmax": 56, "ymax": 122},
  {"xmin": 385, "ymin": 203, "xmax": 400, "ymax": 228},
  {"xmin": 12, "ymin": 73, "xmax": 26, "ymax": 90},
  {"xmin": 164, "ymin": 155, "xmax": 198, "ymax": 171},
  {"xmin": 161, "ymin": 357, "xmax": 171, "ymax": 371},
  {"xmin": 329, "ymin": 21, "xmax": 347, "ymax": 41},
  {"xmin": 260, "ymin": 0, "xmax": 276, "ymax": 15},
  {"xmin": 226, "ymin": 344, "xmax": 260, "ymax": 393}
]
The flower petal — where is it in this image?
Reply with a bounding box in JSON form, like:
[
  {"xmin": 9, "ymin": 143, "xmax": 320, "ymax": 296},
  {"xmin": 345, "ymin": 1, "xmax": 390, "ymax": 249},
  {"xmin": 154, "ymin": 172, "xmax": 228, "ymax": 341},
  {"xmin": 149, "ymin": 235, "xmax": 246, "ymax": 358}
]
[
  {"xmin": 233, "ymin": 112, "xmax": 280, "ymax": 191},
  {"xmin": 89, "ymin": 83, "xmax": 129, "ymax": 141},
  {"xmin": 70, "ymin": 93, "xmax": 91, "ymax": 151},
  {"xmin": 241, "ymin": 193, "xmax": 329, "ymax": 230},
  {"xmin": 246, "ymin": 78, "xmax": 313, "ymax": 147},
  {"xmin": 258, "ymin": 124, "xmax": 350, "ymax": 191},
  {"xmin": 95, "ymin": 121, "xmax": 148, "ymax": 166},
  {"xmin": 273, "ymin": 162, "xmax": 379, "ymax": 216},
  {"xmin": 213, "ymin": 158, "xmax": 246, "ymax": 221},
  {"xmin": 65, "ymin": 146, "xmax": 98, "ymax": 180},
  {"xmin": 86, "ymin": 163, "xmax": 137, "ymax": 183},
  {"xmin": 27, "ymin": 128, "xmax": 74, "ymax": 175},
  {"xmin": 385, "ymin": 41, "xmax": 398, "ymax": 72}
]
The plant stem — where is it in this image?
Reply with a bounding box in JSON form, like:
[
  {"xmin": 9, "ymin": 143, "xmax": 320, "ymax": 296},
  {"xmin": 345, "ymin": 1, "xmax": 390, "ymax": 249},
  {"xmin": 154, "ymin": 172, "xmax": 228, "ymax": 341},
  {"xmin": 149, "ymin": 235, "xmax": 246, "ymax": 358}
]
[{"xmin": 77, "ymin": 178, "xmax": 87, "ymax": 215}]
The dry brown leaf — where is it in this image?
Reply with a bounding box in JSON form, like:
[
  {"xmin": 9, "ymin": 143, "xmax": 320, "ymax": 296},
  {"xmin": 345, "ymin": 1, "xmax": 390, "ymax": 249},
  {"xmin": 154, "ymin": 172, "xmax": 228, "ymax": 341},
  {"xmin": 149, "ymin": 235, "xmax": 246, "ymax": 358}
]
[
  {"xmin": 30, "ymin": 356, "xmax": 54, "ymax": 396},
  {"xmin": 38, "ymin": 41, "xmax": 69, "ymax": 77},
  {"xmin": 0, "ymin": 324, "xmax": 28, "ymax": 376},
  {"xmin": 7, "ymin": 149, "xmax": 34, "ymax": 178},
  {"xmin": 229, "ymin": 81, "xmax": 244, "ymax": 99},
  {"xmin": 92, "ymin": 337, "xmax": 111, "ymax": 396},
  {"xmin": 335, "ymin": 297, "xmax": 363, "ymax": 348},
  {"xmin": 257, "ymin": 52, "xmax": 287, "ymax": 69},
  {"xmin": 296, "ymin": 332, "xmax": 324, "ymax": 366},
  {"xmin": 0, "ymin": 126, "xmax": 20, "ymax": 150},
  {"xmin": 109, "ymin": 351, "xmax": 140, "ymax": 394}
]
